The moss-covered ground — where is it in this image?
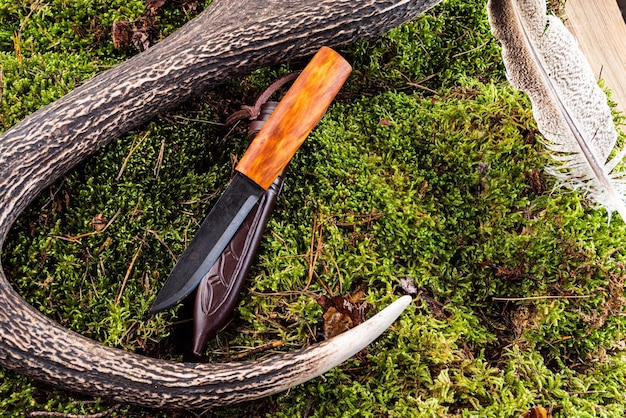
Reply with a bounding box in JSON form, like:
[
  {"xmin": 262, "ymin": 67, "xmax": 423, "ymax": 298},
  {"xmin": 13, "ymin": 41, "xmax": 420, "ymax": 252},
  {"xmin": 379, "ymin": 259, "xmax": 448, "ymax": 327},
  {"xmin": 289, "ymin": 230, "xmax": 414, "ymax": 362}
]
[{"xmin": 1, "ymin": 0, "xmax": 626, "ymax": 416}]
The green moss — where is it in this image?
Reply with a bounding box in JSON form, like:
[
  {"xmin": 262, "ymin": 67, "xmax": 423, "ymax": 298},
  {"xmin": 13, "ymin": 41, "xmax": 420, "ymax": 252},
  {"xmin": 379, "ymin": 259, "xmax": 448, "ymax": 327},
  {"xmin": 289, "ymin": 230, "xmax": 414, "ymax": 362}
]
[
  {"xmin": 0, "ymin": 0, "xmax": 213, "ymax": 57},
  {"xmin": 2, "ymin": 0, "xmax": 626, "ymax": 416}
]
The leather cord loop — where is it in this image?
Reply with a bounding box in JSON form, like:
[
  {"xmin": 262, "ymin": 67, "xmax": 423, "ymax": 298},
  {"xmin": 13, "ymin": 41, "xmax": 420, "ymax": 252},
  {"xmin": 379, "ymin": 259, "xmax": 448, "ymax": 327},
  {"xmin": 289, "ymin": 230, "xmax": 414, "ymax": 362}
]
[{"xmin": 224, "ymin": 71, "xmax": 300, "ymax": 129}]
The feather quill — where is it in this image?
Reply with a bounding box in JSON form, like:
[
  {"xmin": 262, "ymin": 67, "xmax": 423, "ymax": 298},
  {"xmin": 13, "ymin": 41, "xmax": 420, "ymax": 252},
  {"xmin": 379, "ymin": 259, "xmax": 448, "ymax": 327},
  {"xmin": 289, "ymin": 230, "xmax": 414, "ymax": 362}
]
[{"xmin": 487, "ymin": 0, "xmax": 626, "ymax": 221}]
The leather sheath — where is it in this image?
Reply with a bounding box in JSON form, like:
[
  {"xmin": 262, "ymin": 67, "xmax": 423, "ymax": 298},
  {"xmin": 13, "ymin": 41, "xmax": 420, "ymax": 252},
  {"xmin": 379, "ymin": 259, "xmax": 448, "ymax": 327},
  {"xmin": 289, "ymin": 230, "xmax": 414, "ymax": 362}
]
[{"xmin": 192, "ymin": 101, "xmax": 283, "ymax": 355}]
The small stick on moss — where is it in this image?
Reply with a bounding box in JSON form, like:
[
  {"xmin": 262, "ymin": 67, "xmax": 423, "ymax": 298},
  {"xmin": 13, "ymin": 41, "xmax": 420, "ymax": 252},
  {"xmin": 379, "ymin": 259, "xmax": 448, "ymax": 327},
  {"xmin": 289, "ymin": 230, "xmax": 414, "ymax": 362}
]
[
  {"xmin": 146, "ymin": 228, "xmax": 177, "ymax": 262},
  {"xmin": 400, "ymin": 72, "xmax": 438, "ymax": 94},
  {"xmin": 115, "ymin": 232, "xmax": 147, "ymax": 306},
  {"xmin": 171, "ymin": 114, "xmax": 224, "ymax": 126},
  {"xmin": 451, "ymin": 39, "xmax": 492, "ymax": 59},
  {"xmin": 493, "ymin": 295, "xmax": 592, "ymax": 301},
  {"xmin": 306, "ymin": 214, "xmax": 327, "ymax": 290},
  {"xmin": 306, "ymin": 215, "xmax": 320, "ymax": 289},
  {"xmin": 248, "ymin": 289, "xmax": 319, "ymax": 297},
  {"xmin": 54, "ymin": 208, "xmax": 122, "ymax": 242},
  {"xmin": 12, "ymin": 0, "xmax": 41, "ymax": 67},
  {"xmin": 116, "ymin": 131, "xmax": 150, "ymax": 181},
  {"xmin": 153, "ymin": 138, "xmax": 165, "ymax": 178},
  {"xmin": 230, "ymin": 340, "xmax": 285, "ymax": 360},
  {"xmin": 28, "ymin": 404, "xmax": 121, "ymax": 418}
]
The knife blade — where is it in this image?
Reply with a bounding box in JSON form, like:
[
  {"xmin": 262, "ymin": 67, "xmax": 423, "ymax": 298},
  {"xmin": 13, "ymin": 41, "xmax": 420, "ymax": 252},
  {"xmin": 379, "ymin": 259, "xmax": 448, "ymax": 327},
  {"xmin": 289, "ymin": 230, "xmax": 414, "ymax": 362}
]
[{"xmin": 150, "ymin": 47, "xmax": 352, "ymax": 313}]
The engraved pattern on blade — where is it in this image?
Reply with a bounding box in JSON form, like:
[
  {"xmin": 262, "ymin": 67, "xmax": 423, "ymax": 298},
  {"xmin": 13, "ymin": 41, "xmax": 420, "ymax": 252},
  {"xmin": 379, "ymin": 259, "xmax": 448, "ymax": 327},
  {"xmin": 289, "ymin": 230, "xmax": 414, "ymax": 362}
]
[
  {"xmin": 0, "ymin": 0, "xmax": 438, "ymax": 409},
  {"xmin": 199, "ymin": 202, "xmax": 259, "ymax": 317}
]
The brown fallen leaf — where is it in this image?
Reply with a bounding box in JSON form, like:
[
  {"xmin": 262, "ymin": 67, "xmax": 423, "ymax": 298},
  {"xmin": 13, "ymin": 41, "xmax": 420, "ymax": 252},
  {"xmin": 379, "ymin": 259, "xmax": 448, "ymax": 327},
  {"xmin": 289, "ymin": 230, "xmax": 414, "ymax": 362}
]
[
  {"xmin": 523, "ymin": 168, "xmax": 546, "ymax": 195},
  {"xmin": 130, "ymin": 15, "xmax": 158, "ymax": 51},
  {"xmin": 146, "ymin": 0, "xmax": 166, "ymax": 10},
  {"xmin": 184, "ymin": 0, "xmax": 199, "ymax": 11},
  {"xmin": 112, "ymin": 15, "xmax": 158, "ymax": 51},
  {"xmin": 317, "ymin": 288, "xmax": 370, "ymax": 339},
  {"xmin": 91, "ymin": 213, "xmax": 107, "ymax": 232},
  {"xmin": 112, "ymin": 20, "xmax": 133, "ymax": 49}
]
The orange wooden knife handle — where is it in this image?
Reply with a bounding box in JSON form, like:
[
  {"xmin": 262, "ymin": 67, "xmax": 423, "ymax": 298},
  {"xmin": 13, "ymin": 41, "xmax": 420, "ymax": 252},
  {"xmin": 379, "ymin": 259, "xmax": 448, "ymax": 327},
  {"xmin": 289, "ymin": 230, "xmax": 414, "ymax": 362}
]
[{"xmin": 235, "ymin": 46, "xmax": 352, "ymax": 189}]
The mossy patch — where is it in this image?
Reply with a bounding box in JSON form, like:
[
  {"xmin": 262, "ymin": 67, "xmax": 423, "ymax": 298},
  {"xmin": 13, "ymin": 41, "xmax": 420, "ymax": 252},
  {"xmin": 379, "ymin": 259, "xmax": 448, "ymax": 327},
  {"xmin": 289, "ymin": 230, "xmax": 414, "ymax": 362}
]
[{"xmin": 2, "ymin": 0, "xmax": 626, "ymax": 416}]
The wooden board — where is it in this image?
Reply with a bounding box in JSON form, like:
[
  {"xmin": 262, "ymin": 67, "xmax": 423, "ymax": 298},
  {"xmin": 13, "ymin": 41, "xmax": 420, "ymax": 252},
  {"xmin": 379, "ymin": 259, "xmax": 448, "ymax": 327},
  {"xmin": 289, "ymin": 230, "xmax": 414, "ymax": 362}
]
[{"xmin": 565, "ymin": 0, "xmax": 626, "ymax": 117}]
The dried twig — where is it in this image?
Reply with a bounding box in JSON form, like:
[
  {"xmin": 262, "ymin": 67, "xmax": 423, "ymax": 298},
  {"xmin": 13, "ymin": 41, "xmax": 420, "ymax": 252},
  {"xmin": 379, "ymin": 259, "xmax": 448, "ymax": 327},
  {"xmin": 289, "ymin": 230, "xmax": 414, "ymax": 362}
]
[
  {"xmin": 153, "ymin": 138, "xmax": 165, "ymax": 178},
  {"xmin": 146, "ymin": 228, "xmax": 177, "ymax": 262},
  {"xmin": 306, "ymin": 215, "xmax": 322, "ymax": 289},
  {"xmin": 493, "ymin": 295, "xmax": 593, "ymax": 302},
  {"xmin": 54, "ymin": 208, "xmax": 122, "ymax": 242},
  {"xmin": 115, "ymin": 232, "xmax": 147, "ymax": 306},
  {"xmin": 171, "ymin": 114, "xmax": 224, "ymax": 125},
  {"xmin": 230, "ymin": 340, "xmax": 285, "ymax": 360},
  {"xmin": 53, "ymin": 208, "xmax": 122, "ymax": 242},
  {"xmin": 248, "ymin": 289, "xmax": 319, "ymax": 297},
  {"xmin": 116, "ymin": 131, "xmax": 150, "ymax": 181},
  {"xmin": 451, "ymin": 39, "xmax": 491, "ymax": 59}
]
